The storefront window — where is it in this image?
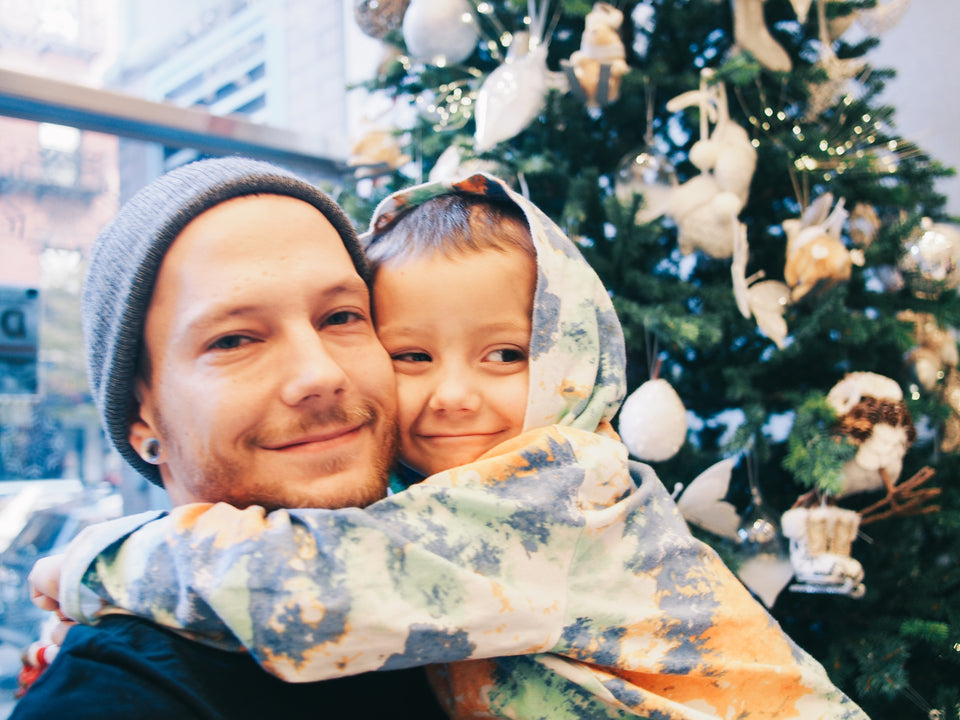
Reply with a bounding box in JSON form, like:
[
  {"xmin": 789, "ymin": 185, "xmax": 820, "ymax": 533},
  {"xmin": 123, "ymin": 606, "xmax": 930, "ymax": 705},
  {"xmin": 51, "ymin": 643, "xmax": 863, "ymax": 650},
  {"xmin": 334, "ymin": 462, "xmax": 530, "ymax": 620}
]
[{"xmin": 0, "ymin": 3, "xmax": 353, "ymax": 711}]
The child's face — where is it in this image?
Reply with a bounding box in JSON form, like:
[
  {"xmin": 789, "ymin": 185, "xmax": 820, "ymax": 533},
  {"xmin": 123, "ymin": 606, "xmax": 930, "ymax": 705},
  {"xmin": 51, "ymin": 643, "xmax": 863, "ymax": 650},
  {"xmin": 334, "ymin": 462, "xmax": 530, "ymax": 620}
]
[{"xmin": 374, "ymin": 246, "xmax": 536, "ymax": 476}]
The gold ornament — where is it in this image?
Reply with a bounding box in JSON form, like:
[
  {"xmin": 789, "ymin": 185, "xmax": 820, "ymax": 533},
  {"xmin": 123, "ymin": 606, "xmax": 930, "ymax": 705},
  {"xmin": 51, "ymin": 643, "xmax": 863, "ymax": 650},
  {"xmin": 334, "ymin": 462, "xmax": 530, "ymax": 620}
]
[
  {"xmin": 848, "ymin": 202, "xmax": 881, "ymax": 248},
  {"xmin": 783, "ymin": 193, "xmax": 861, "ymax": 301},
  {"xmin": 348, "ymin": 128, "xmax": 411, "ymax": 177},
  {"xmin": 563, "ymin": 2, "xmax": 630, "ymax": 110},
  {"xmin": 353, "ymin": 0, "xmax": 410, "ymax": 40}
]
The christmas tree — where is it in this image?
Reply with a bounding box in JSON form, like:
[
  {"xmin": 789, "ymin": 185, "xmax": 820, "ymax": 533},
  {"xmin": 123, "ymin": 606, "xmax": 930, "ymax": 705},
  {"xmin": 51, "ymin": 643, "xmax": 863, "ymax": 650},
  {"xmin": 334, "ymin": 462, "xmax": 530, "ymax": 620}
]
[{"xmin": 344, "ymin": 0, "xmax": 959, "ymax": 715}]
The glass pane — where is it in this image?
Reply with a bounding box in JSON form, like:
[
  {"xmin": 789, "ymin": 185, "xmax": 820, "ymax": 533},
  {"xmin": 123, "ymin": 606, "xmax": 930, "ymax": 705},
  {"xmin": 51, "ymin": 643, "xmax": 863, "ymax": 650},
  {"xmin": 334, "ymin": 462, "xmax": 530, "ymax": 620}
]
[
  {"xmin": 0, "ymin": 2, "xmax": 353, "ymax": 713},
  {"xmin": 0, "ymin": 1, "xmax": 353, "ymax": 147}
]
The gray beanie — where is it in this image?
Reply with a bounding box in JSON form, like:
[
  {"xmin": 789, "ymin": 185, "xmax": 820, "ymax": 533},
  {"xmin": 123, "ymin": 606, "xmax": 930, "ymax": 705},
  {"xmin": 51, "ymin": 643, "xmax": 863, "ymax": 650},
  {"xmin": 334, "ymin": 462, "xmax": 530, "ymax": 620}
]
[{"xmin": 82, "ymin": 156, "xmax": 368, "ymax": 486}]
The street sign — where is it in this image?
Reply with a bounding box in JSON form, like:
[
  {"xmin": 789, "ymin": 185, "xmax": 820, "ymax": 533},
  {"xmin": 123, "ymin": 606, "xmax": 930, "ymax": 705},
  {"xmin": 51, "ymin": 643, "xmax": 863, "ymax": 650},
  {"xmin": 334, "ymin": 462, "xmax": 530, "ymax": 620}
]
[{"xmin": 0, "ymin": 285, "xmax": 40, "ymax": 396}]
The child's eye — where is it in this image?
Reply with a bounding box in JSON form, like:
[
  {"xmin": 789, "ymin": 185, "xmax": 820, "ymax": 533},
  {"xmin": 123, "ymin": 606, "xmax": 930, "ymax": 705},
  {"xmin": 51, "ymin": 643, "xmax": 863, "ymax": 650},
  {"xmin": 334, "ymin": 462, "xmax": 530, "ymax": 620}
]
[
  {"xmin": 392, "ymin": 351, "xmax": 432, "ymax": 363},
  {"xmin": 485, "ymin": 348, "xmax": 526, "ymax": 363}
]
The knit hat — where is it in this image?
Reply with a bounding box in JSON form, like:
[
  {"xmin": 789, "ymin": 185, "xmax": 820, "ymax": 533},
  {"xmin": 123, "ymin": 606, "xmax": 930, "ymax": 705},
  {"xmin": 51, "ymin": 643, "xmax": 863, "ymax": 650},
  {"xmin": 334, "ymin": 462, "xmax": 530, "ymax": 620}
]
[{"xmin": 82, "ymin": 156, "xmax": 367, "ymax": 486}]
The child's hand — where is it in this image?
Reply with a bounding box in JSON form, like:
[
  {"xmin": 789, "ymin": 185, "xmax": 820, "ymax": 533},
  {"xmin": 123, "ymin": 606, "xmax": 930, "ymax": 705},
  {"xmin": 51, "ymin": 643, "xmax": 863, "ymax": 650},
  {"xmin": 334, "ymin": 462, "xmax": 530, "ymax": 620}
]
[
  {"xmin": 29, "ymin": 553, "xmax": 75, "ymax": 645},
  {"xmin": 29, "ymin": 554, "xmax": 66, "ymax": 615}
]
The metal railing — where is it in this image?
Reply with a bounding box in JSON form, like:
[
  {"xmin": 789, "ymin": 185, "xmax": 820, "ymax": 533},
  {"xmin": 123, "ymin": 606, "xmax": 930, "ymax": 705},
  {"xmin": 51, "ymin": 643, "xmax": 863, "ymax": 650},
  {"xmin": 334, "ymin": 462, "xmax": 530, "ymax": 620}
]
[{"xmin": 0, "ymin": 68, "xmax": 345, "ymax": 178}]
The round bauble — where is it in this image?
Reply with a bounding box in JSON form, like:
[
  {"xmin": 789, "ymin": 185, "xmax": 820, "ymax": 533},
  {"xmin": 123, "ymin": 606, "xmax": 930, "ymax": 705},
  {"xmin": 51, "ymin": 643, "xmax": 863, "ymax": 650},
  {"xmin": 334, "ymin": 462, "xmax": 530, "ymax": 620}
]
[
  {"xmin": 402, "ymin": 0, "xmax": 478, "ymax": 66},
  {"xmin": 899, "ymin": 219, "xmax": 960, "ymax": 299},
  {"xmin": 354, "ymin": 0, "xmax": 410, "ymax": 40},
  {"xmin": 618, "ymin": 378, "xmax": 687, "ymax": 462},
  {"xmin": 614, "ymin": 147, "xmax": 678, "ymax": 224}
]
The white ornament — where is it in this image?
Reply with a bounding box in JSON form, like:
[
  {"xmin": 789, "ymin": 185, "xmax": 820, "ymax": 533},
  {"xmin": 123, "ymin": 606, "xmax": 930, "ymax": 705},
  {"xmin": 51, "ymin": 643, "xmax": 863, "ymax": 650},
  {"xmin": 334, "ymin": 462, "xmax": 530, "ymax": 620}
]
[
  {"xmin": 736, "ymin": 486, "xmax": 793, "ymax": 608},
  {"xmin": 618, "ymin": 378, "xmax": 687, "ymax": 462},
  {"xmin": 402, "ymin": 0, "xmax": 478, "ymax": 66},
  {"xmin": 676, "ymin": 456, "xmax": 741, "ymax": 539},
  {"xmin": 676, "ymin": 456, "xmax": 793, "ymax": 607},
  {"xmin": 899, "ymin": 219, "xmax": 960, "ymax": 300},
  {"xmin": 732, "ymin": 223, "xmax": 791, "ymax": 348},
  {"xmin": 665, "ymin": 69, "xmax": 757, "ymax": 259},
  {"xmin": 826, "ymin": 371, "xmax": 913, "ymax": 497},
  {"xmin": 781, "ymin": 506, "xmax": 865, "ymax": 598},
  {"xmin": 827, "ymin": 371, "xmax": 903, "ymax": 415},
  {"xmin": 856, "ymin": 0, "xmax": 912, "ymax": 35},
  {"xmin": 789, "ymin": 0, "xmax": 813, "ymax": 24},
  {"xmin": 731, "ymin": 0, "xmax": 791, "ymax": 71},
  {"xmin": 804, "ymin": 43, "xmax": 866, "ymax": 119},
  {"xmin": 829, "ymin": 0, "xmax": 912, "ymax": 40},
  {"xmin": 428, "ymin": 146, "xmax": 501, "ymax": 183},
  {"xmin": 474, "ymin": 37, "xmax": 552, "ymax": 153},
  {"xmin": 736, "ymin": 551, "xmax": 797, "ymax": 608}
]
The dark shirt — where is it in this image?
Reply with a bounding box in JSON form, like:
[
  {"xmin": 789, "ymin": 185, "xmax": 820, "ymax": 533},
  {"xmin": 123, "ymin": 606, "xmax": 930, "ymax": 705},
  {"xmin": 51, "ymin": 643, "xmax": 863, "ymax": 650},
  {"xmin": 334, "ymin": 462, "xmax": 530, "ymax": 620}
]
[{"xmin": 11, "ymin": 614, "xmax": 448, "ymax": 719}]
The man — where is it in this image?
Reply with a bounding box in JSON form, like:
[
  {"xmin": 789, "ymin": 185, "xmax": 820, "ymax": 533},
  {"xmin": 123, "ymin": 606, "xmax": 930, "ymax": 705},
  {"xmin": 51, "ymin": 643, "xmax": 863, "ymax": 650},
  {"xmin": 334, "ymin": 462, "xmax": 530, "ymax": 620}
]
[{"xmin": 11, "ymin": 156, "xmax": 446, "ymax": 719}]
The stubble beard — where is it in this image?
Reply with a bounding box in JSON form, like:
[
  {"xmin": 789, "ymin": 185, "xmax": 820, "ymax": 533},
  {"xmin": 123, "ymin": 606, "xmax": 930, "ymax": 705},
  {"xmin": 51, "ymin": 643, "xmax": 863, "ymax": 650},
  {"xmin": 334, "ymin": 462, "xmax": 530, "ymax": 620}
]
[{"xmin": 155, "ymin": 402, "xmax": 401, "ymax": 512}]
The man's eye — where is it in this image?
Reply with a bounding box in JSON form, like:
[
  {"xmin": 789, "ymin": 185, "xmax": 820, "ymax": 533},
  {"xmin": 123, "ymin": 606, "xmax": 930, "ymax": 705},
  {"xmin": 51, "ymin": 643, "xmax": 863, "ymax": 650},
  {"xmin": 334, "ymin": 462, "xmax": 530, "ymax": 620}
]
[
  {"xmin": 392, "ymin": 351, "xmax": 432, "ymax": 363},
  {"xmin": 208, "ymin": 335, "xmax": 252, "ymax": 351},
  {"xmin": 324, "ymin": 310, "xmax": 364, "ymax": 327},
  {"xmin": 486, "ymin": 348, "xmax": 526, "ymax": 363}
]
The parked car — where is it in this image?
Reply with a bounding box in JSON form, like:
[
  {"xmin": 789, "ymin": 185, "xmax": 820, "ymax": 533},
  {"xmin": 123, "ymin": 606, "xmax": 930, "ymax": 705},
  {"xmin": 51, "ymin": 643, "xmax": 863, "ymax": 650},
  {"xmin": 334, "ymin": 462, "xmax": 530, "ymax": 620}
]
[
  {"xmin": 0, "ymin": 488, "xmax": 122, "ymax": 645},
  {"xmin": 0, "ymin": 479, "xmax": 86, "ymax": 554}
]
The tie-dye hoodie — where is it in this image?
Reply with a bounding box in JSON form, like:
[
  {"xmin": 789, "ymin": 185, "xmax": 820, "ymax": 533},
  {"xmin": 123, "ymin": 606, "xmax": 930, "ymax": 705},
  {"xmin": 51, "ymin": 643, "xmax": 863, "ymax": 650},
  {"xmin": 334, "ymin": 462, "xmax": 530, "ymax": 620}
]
[{"xmin": 60, "ymin": 174, "xmax": 867, "ymax": 719}]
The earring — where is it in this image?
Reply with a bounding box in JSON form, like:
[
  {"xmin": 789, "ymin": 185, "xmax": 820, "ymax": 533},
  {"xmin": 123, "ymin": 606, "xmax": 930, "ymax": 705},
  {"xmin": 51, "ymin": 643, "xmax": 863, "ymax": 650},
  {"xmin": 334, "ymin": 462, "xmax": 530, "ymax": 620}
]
[{"xmin": 140, "ymin": 437, "xmax": 162, "ymax": 464}]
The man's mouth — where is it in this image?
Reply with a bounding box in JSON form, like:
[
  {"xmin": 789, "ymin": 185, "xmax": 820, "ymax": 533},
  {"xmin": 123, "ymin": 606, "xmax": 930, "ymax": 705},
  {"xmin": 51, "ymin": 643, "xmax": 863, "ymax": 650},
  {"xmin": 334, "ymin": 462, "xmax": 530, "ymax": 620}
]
[{"xmin": 263, "ymin": 423, "xmax": 366, "ymax": 451}]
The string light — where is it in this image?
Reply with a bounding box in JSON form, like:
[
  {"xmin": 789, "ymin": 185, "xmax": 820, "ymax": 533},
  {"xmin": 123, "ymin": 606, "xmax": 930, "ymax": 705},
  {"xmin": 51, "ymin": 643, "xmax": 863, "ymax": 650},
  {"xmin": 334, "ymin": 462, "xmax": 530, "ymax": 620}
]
[
  {"xmin": 416, "ymin": 76, "xmax": 481, "ymax": 131},
  {"xmin": 735, "ymin": 76, "xmax": 924, "ymax": 183}
]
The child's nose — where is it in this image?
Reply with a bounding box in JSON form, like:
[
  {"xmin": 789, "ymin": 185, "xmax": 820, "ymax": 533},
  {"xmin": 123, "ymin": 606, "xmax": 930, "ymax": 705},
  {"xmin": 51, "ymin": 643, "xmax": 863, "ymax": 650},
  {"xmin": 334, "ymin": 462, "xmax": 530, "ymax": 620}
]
[{"xmin": 428, "ymin": 369, "xmax": 481, "ymax": 413}]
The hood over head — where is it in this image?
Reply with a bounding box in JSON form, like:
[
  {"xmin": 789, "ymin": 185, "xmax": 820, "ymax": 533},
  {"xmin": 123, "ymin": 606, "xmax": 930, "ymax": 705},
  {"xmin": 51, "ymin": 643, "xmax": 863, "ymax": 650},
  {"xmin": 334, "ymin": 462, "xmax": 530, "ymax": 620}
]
[{"xmin": 364, "ymin": 173, "xmax": 626, "ymax": 433}]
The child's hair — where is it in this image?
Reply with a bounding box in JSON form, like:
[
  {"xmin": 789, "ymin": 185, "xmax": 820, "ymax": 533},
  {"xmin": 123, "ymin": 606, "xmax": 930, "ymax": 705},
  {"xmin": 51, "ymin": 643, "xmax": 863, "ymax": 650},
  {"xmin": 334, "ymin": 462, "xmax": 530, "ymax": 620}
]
[{"xmin": 363, "ymin": 193, "xmax": 535, "ymax": 276}]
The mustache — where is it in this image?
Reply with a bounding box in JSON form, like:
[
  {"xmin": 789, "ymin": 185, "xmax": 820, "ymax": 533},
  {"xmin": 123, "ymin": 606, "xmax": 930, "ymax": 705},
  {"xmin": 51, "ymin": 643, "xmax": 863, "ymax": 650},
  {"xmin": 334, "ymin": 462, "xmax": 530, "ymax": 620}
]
[{"xmin": 253, "ymin": 403, "xmax": 380, "ymax": 446}]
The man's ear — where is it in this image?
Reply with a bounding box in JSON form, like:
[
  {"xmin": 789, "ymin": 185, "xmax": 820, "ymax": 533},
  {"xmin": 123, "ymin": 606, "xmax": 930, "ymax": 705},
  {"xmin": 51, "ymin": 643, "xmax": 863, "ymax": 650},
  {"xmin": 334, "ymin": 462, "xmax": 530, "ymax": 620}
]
[{"xmin": 128, "ymin": 376, "xmax": 159, "ymax": 460}]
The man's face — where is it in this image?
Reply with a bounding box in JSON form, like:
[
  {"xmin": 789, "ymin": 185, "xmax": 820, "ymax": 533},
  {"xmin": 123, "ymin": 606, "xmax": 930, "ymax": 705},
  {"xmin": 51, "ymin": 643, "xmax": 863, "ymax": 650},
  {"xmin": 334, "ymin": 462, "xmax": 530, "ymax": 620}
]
[{"xmin": 130, "ymin": 194, "xmax": 399, "ymax": 510}]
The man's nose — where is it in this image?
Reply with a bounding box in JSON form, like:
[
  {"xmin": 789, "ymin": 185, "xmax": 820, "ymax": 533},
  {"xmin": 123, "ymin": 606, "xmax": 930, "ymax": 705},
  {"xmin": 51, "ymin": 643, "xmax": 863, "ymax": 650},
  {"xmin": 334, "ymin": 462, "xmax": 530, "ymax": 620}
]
[
  {"xmin": 279, "ymin": 329, "xmax": 349, "ymax": 406},
  {"xmin": 427, "ymin": 367, "xmax": 481, "ymax": 413}
]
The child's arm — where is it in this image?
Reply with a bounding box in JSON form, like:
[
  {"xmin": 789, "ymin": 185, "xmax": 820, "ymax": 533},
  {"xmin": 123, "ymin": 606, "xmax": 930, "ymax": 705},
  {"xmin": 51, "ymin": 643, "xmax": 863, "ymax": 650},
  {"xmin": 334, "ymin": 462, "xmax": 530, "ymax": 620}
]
[
  {"xmin": 58, "ymin": 426, "xmax": 619, "ymax": 681},
  {"xmin": 60, "ymin": 480, "xmax": 587, "ymax": 679}
]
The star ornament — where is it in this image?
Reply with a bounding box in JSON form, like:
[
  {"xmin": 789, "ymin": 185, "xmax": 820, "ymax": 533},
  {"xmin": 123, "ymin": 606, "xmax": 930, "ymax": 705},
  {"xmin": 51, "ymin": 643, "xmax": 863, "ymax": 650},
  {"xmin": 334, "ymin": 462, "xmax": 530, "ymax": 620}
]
[{"xmin": 805, "ymin": 44, "xmax": 867, "ymax": 119}]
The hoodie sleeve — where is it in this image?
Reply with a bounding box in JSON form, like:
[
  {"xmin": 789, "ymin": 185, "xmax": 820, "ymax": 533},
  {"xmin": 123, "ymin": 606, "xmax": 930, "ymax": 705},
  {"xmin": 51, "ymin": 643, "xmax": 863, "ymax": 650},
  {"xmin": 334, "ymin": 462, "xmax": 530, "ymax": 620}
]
[{"xmin": 60, "ymin": 426, "xmax": 629, "ymax": 680}]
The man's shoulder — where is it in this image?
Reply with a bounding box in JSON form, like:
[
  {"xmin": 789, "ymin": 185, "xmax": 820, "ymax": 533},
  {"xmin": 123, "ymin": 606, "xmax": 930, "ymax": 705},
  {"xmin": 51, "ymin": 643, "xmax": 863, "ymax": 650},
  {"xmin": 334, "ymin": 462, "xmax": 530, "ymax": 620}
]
[
  {"xmin": 13, "ymin": 615, "xmax": 448, "ymax": 720},
  {"xmin": 11, "ymin": 615, "xmax": 216, "ymax": 719}
]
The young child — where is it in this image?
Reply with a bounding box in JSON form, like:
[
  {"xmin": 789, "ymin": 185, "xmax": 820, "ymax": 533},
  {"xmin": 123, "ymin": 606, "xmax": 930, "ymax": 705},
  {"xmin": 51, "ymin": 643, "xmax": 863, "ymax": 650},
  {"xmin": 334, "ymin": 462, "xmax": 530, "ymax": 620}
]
[{"xmin": 55, "ymin": 173, "xmax": 866, "ymax": 719}]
